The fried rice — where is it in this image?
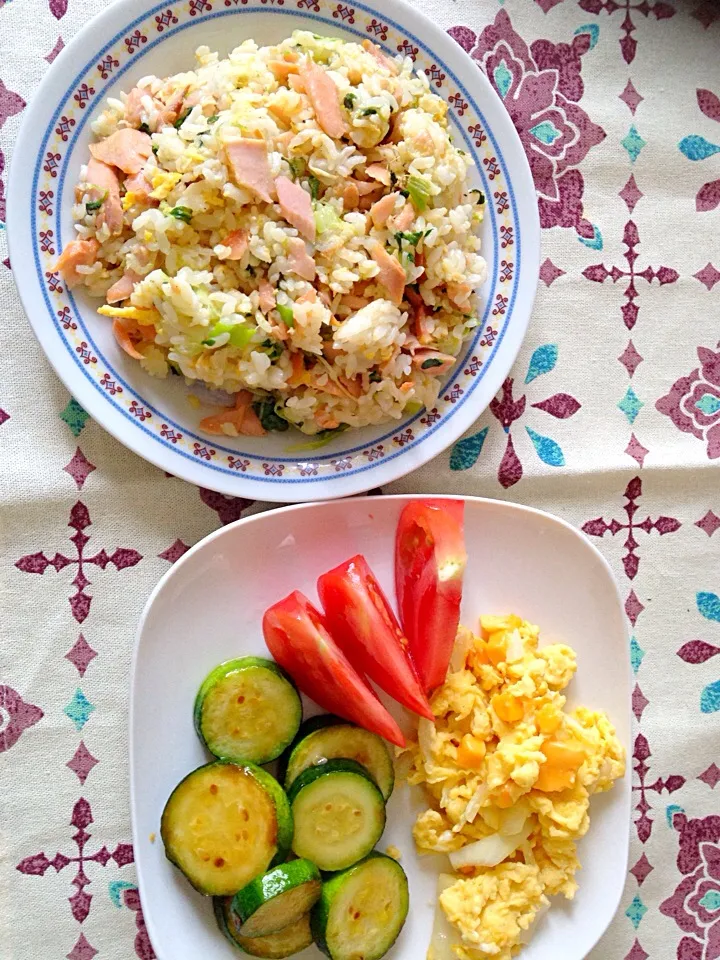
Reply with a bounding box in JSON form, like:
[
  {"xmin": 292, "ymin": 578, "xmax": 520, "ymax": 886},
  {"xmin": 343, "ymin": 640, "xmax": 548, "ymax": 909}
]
[{"xmin": 56, "ymin": 31, "xmax": 488, "ymax": 439}]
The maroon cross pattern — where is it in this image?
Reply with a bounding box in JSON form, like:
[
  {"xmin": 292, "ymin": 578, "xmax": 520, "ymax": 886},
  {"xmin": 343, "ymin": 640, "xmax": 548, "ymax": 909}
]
[
  {"xmin": 123, "ymin": 887, "xmax": 156, "ymax": 959},
  {"xmin": 578, "ymin": 0, "xmax": 675, "ymax": 64},
  {"xmin": 160, "ymin": 423, "xmax": 182, "ymax": 443},
  {"xmin": 582, "ymin": 477, "xmax": 681, "ymax": 579},
  {"xmin": 15, "ymin": 501, "xmax": 142, "ymax": 623},
  {"xmin": 227, "ymin": 456, "xmax": 249, "ymax": 471},
  {"xmin": 16, "ymin": 798, "xmax": 134, "ymax": 924},
  {"xmin": 633, "ymin": 733, "xmax": 685, "ymax": 843},
  {"xmin": 0, "ymin": 685, "xmax": 43, "ymax": 753},
  {"xmin": 154, "ymin": 8, "xmax": 178, "ymax": 31},
  {"xmin": 199, "ymin": 487, "xmax": 254, "ymax": 525},
  {"xmin": 582, "ymin": 221, "xmax": 679, "ymax": 330}
]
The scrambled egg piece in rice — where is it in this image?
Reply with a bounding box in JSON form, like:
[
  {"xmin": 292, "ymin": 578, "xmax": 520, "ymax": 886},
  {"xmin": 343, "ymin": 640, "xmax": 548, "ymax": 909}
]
[{"xmin": 404, "ymin": 615, "xmax": 625, "ymax": 960}]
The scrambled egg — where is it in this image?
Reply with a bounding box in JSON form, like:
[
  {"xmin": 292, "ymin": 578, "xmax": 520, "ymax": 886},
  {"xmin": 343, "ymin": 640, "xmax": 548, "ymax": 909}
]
[{"xmin": 405, "ymin": 615, "xmax": 625, "ymax": 960}]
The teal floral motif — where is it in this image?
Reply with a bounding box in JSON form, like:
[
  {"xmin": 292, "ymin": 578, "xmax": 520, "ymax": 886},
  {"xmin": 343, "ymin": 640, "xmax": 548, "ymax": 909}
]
[
  {"xmin": 626, "ymin": 894, "xmax": 648, "ymax": 929},
  {"xmin": 618, "ymin": 386, "xmax": 644, "ymax": 424},
  {"xmin": 680, "ymin": 135, "xmax": 720, "ymax": 161},
  {"xmin": 577, "ymin": 223, "xmax": 603, "ymax": 250},
  {"xmin": 525, "ymin": 344, "xmax": 558, "ymax": 384},
  {"xmin": 698, "ymin": 592, "xmax": 720, "ymax": 622},
  {"xmin": 677, "ymin": 89, "xmax": 720, "ymax": 211},
  {"xmin": 700, "ymin": 891, "xmax": 720, "ymax": 911},
  {"xmin": 677, "ymin": 592, "xmax": 720, "ymax": 714},
  {"xmin": 529, "ymin": 120, "xmax": 562, "ymax": 145},
  {"xmin": 630, "ymin": 636, "xmax": 646, "ymax": 673},
  {"xmin": 108, "ymin": 880, "xmax": 137, "ymax": 908},
  {"xmin": 449, "ymin": 427, "xmax": 489, "ymax": 471},
  {"xmin": 622, "ymin": 125, "xmax": 646, "ymax": 163},
  {"xmin": 525, "ymin": 427, "xmax": 565, "ymax": 466},
  {"xmin": 63, "ymin": 688, "xmax": 95, "ymax": 731},
  {"xmin": 60, "ymin": 397, "xmax": 90, "ymax": 437},
  {"xmin": 493, "ymin": 61, "xmax": 512, "ymax": 98},
  {"xmin": 696, "ymin": 393, "xmax": 720, "ymax": 416},
  {"xmin": 573, "ymin": 23, "xmax": 600, "ymax": 49},
  {"xmin": 449, "ymin": 345, "xmax": 581, "ymax": 486},
  {"xmin": 701, "ymin": 680, "xmax": 720, "ymax": 713}
]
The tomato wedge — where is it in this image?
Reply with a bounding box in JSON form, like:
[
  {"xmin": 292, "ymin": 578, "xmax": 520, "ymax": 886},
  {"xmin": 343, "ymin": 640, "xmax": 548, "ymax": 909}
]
[
  {"xmin": 262, "ymin": 590, "xmax": 405, "ymax": 747},
  {"xmin": 317, "ymin": 555, "xmax": 434, "ymax": 721},
  {"xmin": 395, "ymin": 499, "xmax": 466, "ymax": 692}
]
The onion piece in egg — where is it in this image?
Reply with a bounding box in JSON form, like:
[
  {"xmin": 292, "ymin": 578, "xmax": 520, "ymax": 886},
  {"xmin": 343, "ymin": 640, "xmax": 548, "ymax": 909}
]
[
  {"xmin": 448, "ymin": 821, "xmax": 532, "ymax": 870},
  {"xmin": 428, "ymin": 875, "xmax": 464, "ymax": 960}
]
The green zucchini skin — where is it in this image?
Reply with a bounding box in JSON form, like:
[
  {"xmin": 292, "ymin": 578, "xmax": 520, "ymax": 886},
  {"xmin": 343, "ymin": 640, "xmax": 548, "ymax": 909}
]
[
  {"xmin": 288, "ymin": 759, "xmax": 386, "ymax": 872},
  {"xmin": 194, "ymin": 657, "xmax": 302, "ymax": 765},
  {"xmin": 311, "ymin": 853, "xmax": 409, "ymax": 960},
  {"xmin": 215, "ymin": 897, "xmax": 313, "ymax": 958},
  {"xmin": 283, "ymin": 716, "xmax": 395, "ymax": 801},
  {"xmin": 160, "ymin": 761, "xmax": 292, "ymax": 896},
  {"xmin": 231, "ymin": 859, "xmax": 322, "ymax": 938}
]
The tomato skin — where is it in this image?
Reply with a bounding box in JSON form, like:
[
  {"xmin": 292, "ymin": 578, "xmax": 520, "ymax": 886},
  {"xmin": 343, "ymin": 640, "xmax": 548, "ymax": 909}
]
[
  {"xmin": 395, "ymin": 500, "xmax": 466, "ymax": 692},
  {"xmin": 317, "ymin": 555, "xmax": 434, "ymax": 721},
  {"xmin": 262, "ymin": 590, "xmax": 405, "ymax": 747}
]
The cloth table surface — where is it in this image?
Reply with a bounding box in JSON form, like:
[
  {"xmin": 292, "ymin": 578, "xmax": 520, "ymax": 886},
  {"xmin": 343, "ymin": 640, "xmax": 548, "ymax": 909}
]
[{"xmin": 1, "ymin": 0, "xmax": 719, "ymax": 957}]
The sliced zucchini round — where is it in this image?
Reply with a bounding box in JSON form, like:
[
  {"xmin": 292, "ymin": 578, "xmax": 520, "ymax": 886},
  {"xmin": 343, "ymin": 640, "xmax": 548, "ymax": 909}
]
[
  {"xmin": 195, "ymin": 657, "xmax": 302, "ymax": 765},
  {"xmin": 311, "ymin": 853, "xmax": 409, "ymax": 960},
  {"xmin": 231, "ymin": 859, "xmax": 321, "ymax": 938},
  {"xmin": 287, "ymin": 759, "xmax": 385, "ymax": 872},
  {"xmin": 161, "ymin": 761, "xmax": 292, "ymax": 896},
  {"xmin": 215, "ymin": 897, "xmax": 313, "ymax": 958},
  {"xmin": 284, "ymin": 716, "xmax": 395, "ymax": 801}
]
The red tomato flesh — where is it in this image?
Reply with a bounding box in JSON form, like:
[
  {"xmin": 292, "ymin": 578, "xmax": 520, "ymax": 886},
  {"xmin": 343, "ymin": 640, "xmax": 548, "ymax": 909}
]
[
  {"xmin": 262, "ymin": 589, "xmax": 405, "ymax": 747},
  {"xmin": 395, "ymin": 499, "xmax": 466, "ymax": 692},
  {"xmin": 317, "ymin": 555, "xmax": 434, "ymax": 721}
]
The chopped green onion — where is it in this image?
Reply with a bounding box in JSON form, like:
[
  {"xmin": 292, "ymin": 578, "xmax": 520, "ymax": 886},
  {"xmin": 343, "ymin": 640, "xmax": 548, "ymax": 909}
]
[
  {"xmin": 207, "ymin": 114, "xmax": 220, "ymax": 124},
  {"xmin": 394, "ymin": 230, "xmax": 425, "ymax": 247},
  {"xmin": 314, "ymin": 202, "xmax": 343, "ymax": 235},
  {"xmin": 253, "ymin": 398, "xmax": 289, "ymax": 432},
  {"xmin": 343, "ymin": 92, "xmax": 356, "ymax": 110},
  {"xmin": 308, "ymin": 175, "xmax": 320, "ymax": 201},
  {"xmin": 369, "ymin": 370, "xmax": 382, "ymax": 383},
  {"xmin": 246, "ymin": 264, "xmax": 256, "ymax": 277},
  {"xmin": 168, "ymin": 206, "xmax": 193, "ymax": 223},
  {"xmin": 151, "ymin": 144, "xmax": 159, "ymax": 155},
  {"xmin": 202, "ymin": 320, "xmax": 255, "ymax": 348},
  {"xmin": 85, "ymin": 199, "xmax": 104, "ymax": 213},
  {"xmin": 173, "ymin": 108, "xmax": 192, "ymax": 129},
  {"xmin": 288, "ymin": 424, "xmax": 349, "ymax": 451},
  {"xmin": 389, "ymin": 171, "xmax": 398, "ymax": 186},
  {"xmin": 276, "ymin": 303, "xmax": 295, "ymax": 328},
  {"xmin": 138, "ymin": 122, "xmax": 151, "ymax": 134},
  {"xmin": 399, "ymin": 189, "xmax": 409, "ymax": 198},
  {"xmin": 407, "ymin": 175, "xmax": 432, "ymax": 211},
  {"xmin": 261, "ymin": 339, "xmax": 284, "ymax": 361},
  {"xmin": 470, "ymin": 189, "xmax": 486, "ymax": 205},
  {"xmin": 287, "ymin": 157, "xmax": 307, "ymax": 179},
  {"xmin": 421, "ymin": 358, "xmax": 443, "ymax": 369},
  {"xmin": 360, "ymin": 107, "xmax": 378, "ymax": 116},
  {"xmin": 405, "ymin": 400, "xmax": 424, "ymax": 415}
]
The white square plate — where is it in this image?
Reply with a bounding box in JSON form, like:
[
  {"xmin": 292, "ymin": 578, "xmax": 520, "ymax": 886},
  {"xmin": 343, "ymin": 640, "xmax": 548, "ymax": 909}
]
[{"xmin": 130, "ymin": 495, "xmax": 631, "ymax": 960}]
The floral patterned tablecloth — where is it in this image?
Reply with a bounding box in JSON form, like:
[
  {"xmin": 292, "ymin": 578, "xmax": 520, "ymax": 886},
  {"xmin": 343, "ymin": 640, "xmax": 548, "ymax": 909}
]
[{"xmin": 1, "ymin": 0, "xmax": 719, "ymax": 957}]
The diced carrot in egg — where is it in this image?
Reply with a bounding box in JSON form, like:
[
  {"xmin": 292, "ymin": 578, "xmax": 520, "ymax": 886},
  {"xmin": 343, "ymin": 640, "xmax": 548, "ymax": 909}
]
[
  {"xmin": 492, "ymin": 691, "xmax": 524, "ymax": 724},
  {"xmin": 485, "ymin": 635, "xmax": 507, "ymax": 667},
  {"xmin": 456, "ymin": 735, "xmax": 486, "ymax": 770}
]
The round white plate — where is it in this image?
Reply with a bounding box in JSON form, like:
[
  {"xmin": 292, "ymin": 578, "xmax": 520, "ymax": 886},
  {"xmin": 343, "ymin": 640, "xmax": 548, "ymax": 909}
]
[
  {"xmin": 8, "ymin": 0, "xmax": 539, "ymax": 501},
  {"xmin": 131, "ymin": 494, "xmax": 631, "ymax": 960}
]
